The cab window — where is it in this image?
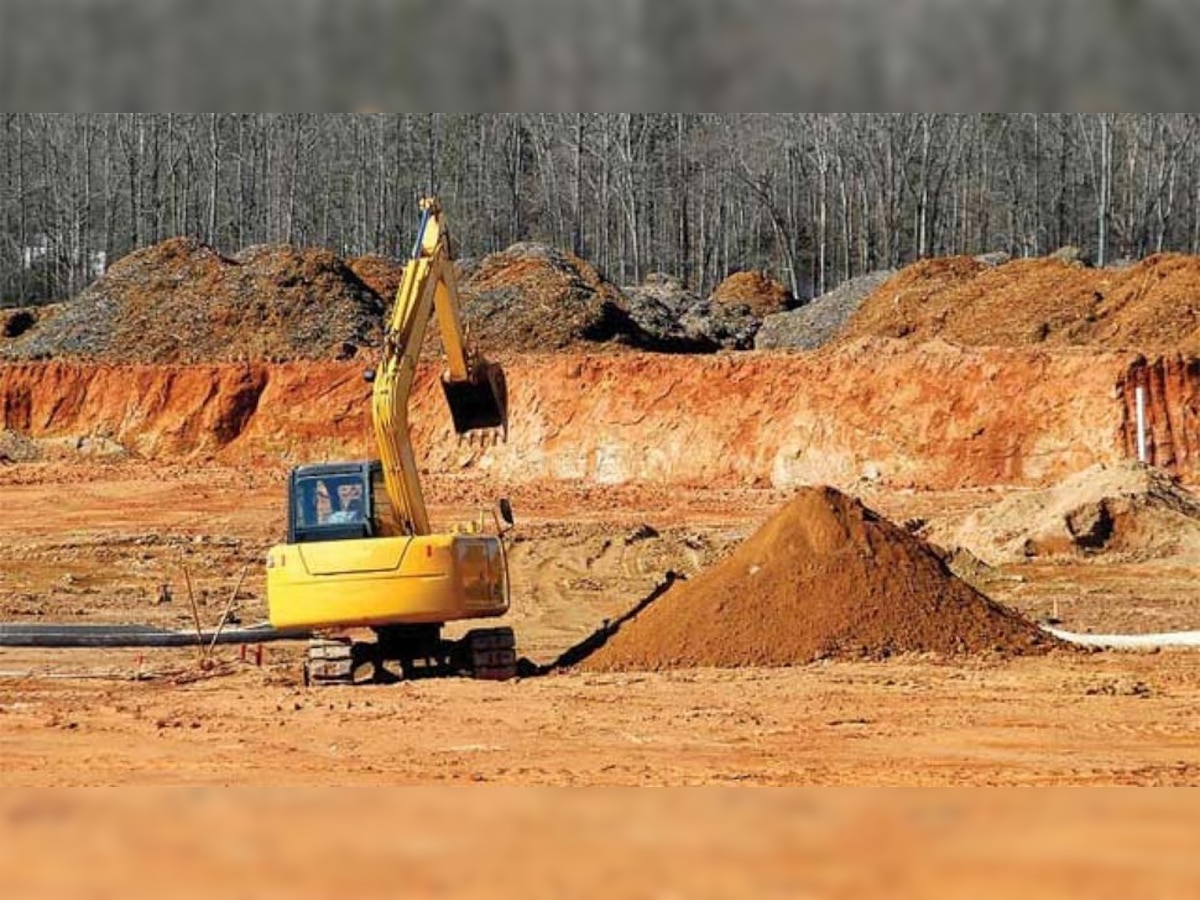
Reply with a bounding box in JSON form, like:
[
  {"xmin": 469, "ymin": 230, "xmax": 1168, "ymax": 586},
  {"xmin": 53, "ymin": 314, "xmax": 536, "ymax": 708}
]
[{"xmin": 295, "ymin": 474, "xmax": 366, "ymax": 529}]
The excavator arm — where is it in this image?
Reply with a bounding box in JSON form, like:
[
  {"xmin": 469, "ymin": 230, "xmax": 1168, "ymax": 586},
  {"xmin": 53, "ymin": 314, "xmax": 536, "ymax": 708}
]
[{"xmin": 371, "ymin": 197, "xmax": 507, "ymax": 537}]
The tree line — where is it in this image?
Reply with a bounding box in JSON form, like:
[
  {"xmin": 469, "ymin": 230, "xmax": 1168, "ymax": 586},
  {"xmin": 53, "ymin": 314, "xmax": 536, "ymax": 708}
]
[{"xmin": 2, "ymin": 114, "xmax": 1197, "ymax": 307}]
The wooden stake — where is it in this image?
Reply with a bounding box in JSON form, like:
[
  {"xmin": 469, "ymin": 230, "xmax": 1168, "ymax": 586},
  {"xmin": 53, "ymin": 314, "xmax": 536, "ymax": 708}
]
[
  {"xmin": 206, "ymin": 565, "xmax": 248, "ymax": 661},
  {"xmin": 181, "ymin": 563, "xmax": 204, "ymax": 663}
]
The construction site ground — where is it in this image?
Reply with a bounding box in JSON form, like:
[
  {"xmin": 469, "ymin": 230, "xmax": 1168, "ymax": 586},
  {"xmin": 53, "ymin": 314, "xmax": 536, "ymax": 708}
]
[{"xmin": 2, "ymin": 461, "xmax": 1198, "ymax": 787}]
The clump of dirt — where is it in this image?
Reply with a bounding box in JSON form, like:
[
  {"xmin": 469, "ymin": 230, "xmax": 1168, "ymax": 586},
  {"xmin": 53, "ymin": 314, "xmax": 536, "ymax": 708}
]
[
  {"xmin": 2, "ymin": 238, "xmax": 385, "ymax": 363},
  {"xmin": 842, "ymin": 252, "xmax": 1200, "ymax": 352},
  {"xmin": 938, "ymin": 461, "xmax": 1200, "ymax": 564},
  {"xmin": 710, "ymin": 270, "xmax": 794, "ymax": 317},
  {"xmin": 582, "ymin": 486, "xmax": 1054, "ymax": 671},
  {"xmin": 0, "ymin": 429, "xmax": 41, "ymax": 463},
  {"xmin": 456, "ymin": 242, "xmax": 649, "ymax": 352},
  {"xmin": 346, "ymin": 254, "xmax": 406, "ymax": 304},
  {"xmin": 1, "ymin": 307, "xmax": 39, "ymax": 339}
]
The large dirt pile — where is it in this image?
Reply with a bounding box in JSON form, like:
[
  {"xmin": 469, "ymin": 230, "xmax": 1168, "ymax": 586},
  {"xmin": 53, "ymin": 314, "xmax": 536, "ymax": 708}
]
[
  {"xmin": 938, "ymin": 461, "xmax": 1200, "ymax": 564},
  {"xmin": 456, "ymin": 242, "xmax": 648, "ymax": 352},
  {"xmin": 843, "ymin": 252, "xmax": 1200, "ymax": 352},
  {"xmin": 710, "ymin": 270, "xmax": 794, "ymax": 317},
  {"xmin": 756, "ymin": 270, "xmax": 895, "ymax": 351},
  {"xmin": 1, "ymin": 238, "xmax": 385, "ymax": 364},
  {"xmin": 582, "ymin": 487, "xmax": 1054, "ymax": 671}
]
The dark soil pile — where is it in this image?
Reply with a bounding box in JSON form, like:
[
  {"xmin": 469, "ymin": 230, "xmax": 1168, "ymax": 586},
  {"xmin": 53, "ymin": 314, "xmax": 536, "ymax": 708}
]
[
  {"xmin": 456, "ymin": 242, "xmax": 648, "ymax": 352},
  {"xmin": 582, "ymin": 487, "xmax": 1054, "ymax": 671},
  {"xmin": 0, "ymin": 305, "xmax": 49, "ymax": 340},
  {"xmin": 710, "ymin": 270, "xmax": 794, "ymax": 317},
  {"xmin": 347, "ymin": 254, "xmax": 406, "ymax": 304},
  {"xmin": 842, "ymin": 252, "xmax": 1200, "ymax": 352},
  {"xmin": 622, "ymin": 274, "xmax": 719, "ymax": 352},
  {"xmin": 3, "ymin": 238, "xmax": 385, "ymax": 363}
]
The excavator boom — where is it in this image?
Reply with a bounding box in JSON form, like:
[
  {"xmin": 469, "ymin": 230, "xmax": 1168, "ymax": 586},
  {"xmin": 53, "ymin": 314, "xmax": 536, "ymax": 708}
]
[{"xmin": 371, "ymin": 197, "xmax": 507, "ymax": 537}]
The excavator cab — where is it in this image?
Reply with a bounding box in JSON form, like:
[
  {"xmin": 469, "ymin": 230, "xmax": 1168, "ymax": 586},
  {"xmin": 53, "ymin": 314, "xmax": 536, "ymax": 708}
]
[{"xmin": 287, "ymin": 462, "xmax": 378, "ymax": 544}]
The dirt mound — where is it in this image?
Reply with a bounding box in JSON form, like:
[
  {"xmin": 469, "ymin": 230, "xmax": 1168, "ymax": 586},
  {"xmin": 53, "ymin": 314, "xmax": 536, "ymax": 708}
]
[
  {"xmin": 710, "ymin": 270, "xmax": 793, "ymax": 317},
  {"xmin": 2, "ymin": 238, "xmax": 385, "ymax": 363},
  {"xmin": 940, "ymin": 461, "xmax": 1200, "ymax": 564},
  {"xmin": 582, "ymin": 487, "xmax": 1054, "ymax": 671},
  {"xmin": 346, "ymin": 254, "xmax": 406, "ymax": 304},
  {"xmin": 457, "ymin": 242, "xmax": 646, "ymax": 352},
  {"xmin": 843, "ymin": 252, "xmax": 1200, "ymax": 352}
]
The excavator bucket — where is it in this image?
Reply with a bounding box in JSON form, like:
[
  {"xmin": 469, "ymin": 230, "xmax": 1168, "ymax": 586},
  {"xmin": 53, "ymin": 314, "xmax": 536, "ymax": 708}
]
[{"xmin": 442, "ymin": 360, "xmax": 508, "ymax": 436}]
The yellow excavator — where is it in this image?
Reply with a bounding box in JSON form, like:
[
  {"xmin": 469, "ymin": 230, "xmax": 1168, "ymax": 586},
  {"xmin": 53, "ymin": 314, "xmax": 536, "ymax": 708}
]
[{"xmin": 266, "ymin": 197, "xmax": 515, "ymax": 685}]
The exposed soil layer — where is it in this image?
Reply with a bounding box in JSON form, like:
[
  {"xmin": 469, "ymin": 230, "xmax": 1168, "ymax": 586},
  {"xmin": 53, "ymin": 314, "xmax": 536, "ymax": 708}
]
[
  {"xmin": 937, "ymin": 461, "xmax": 1200, "ymax": 565},
  {"xmin": 5, "ymin": 341, "xmax": 1194, "ymax": 486},
  {"xmin": 1, "ymin": 238, "xmax": 385, "ymax": 363},
  {"xmin": 582, "ymin": 487, "xmax": 1056, "ymax": 671},
  {"xmin": 1119, "ymin": 354, "xmax": 1200, "ymax": 473},
  {"xmin": 843, "ymin": 253, "xmax": 1200, "ymax": 352}
]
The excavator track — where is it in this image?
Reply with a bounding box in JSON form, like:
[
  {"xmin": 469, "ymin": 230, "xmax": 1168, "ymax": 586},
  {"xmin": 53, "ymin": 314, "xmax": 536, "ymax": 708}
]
[
  {"xmin": 302, "ymin": 626, "xmax": 517, "ymax": 686},
  {"xmin": 302, "ymin": 637, "xmax": 360, "ymax": 686},
  {"xmin": 460, "ymin": 627, "xmax": 518, "ymax": 681}
]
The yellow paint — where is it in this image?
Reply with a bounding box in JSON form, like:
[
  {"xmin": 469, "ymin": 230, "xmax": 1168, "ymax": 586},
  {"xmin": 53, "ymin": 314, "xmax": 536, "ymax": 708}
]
[{"xmin": 267, "ymin": 534, "xmax": 508, "ymax": 630}]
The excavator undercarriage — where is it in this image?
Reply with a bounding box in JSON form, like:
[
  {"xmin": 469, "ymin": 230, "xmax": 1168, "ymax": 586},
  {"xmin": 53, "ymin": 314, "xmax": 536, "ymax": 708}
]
[{"xmin": 304, "ymin": 625, "xmax": 517, "ymax": 686}]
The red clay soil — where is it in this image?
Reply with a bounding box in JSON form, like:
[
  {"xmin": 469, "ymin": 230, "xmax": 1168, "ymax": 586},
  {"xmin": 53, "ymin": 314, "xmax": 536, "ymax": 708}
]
[
  {"xmin": 843, "ymin": 253, "xmax": 1200, "ymax": 352},
  {"xmin": 6, "ymin": 341, "xmax": 1196, "ymax": 487},
  {"xmin": 2, "ymin": 238, "xmax": 385, "ymax": 364},
  {"xmin": 710, "ymin": 270, "xmax": 793, "ymax": 316},
  {"xmin": 582, "ymin": 487, "xmax": 1057, "ymax": 671}
]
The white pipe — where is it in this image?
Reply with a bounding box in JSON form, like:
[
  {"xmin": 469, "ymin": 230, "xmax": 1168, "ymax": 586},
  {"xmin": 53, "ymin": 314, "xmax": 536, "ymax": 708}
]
[
  {"xmin": 1136, "ymin": 385, "xmax": 1147, "ymax": 463},
  {"xmin": 1044, "ymin": 626, "xmax": 1200, "ymax": 649}
]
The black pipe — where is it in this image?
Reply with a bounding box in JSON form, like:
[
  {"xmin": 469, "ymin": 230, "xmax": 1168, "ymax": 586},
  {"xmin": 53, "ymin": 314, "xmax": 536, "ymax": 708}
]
[{"xmin": 0, "ymin": 622, "xmax": 311, "ymax": 649}]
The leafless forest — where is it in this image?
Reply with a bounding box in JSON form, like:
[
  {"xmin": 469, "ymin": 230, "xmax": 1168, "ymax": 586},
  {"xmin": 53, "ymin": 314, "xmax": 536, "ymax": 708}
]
[{"xmin": 2, "ymin": 114, "xmax": 1196, "ymax": 305}]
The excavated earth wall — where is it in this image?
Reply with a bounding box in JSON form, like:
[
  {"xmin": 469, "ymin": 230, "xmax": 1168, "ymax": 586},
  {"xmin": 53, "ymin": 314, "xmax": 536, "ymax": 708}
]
[
  {"xmin": 2, "ymin": 340, "xmax": 1195, "ymax": 488},
  {"xmin": 1119, "ymin": 354, "xmax": 1200, "ymax": 475}
]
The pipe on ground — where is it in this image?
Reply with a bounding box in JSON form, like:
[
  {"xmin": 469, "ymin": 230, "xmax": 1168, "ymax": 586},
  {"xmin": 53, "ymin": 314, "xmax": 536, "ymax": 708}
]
[{"xmin": 0, "ymin": 622, "xmax": 310, "ymax": 649}]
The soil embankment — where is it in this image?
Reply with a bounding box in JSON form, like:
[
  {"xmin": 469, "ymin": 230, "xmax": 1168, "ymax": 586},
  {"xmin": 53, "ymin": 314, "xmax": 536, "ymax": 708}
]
[{"xmin": 2, "ymin": 340, "xmax": 1190, "ymax": 487}]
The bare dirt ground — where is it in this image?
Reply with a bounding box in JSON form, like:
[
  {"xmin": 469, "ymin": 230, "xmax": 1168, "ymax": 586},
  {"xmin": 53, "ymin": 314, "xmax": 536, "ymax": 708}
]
[{"xmin": 2, "ymin": 462, "xmax": 1199, "ymax": 787}]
